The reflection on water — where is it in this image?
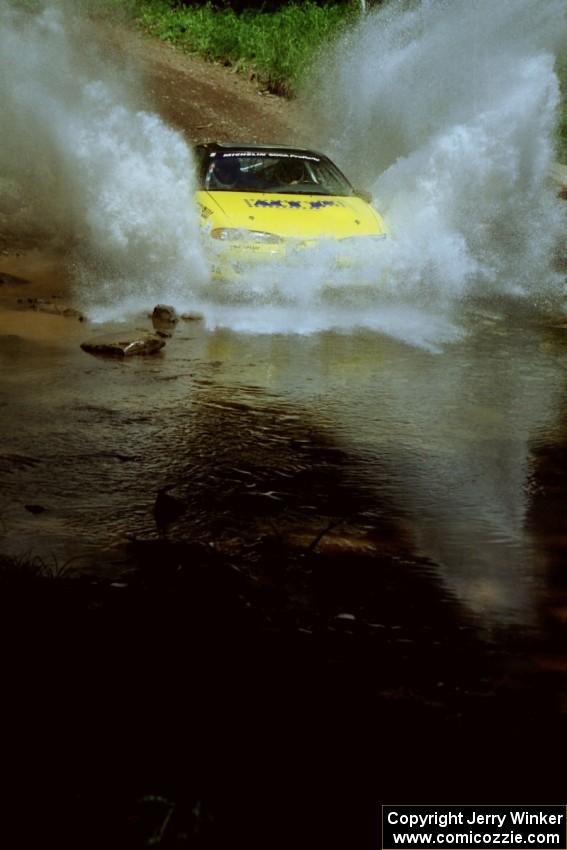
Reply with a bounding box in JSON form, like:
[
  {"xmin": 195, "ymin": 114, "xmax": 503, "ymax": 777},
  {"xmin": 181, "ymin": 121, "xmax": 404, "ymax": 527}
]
[
  {"xmin": 0, "ymin": 298, "xmax": 565, "ymax": 635},
  {"xmin": 188, "ymin": 319, "xmax": 567, "ymax": 631}
]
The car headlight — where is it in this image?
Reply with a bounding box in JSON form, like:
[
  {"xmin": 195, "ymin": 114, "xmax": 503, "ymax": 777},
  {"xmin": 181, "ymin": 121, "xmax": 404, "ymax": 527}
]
[{"xmin": 211, "ymin": 228, "xmax": 284, "ymax": 244}]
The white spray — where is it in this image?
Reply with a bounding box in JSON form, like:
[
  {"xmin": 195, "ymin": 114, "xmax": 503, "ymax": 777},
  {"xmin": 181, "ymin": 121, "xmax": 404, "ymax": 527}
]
[
  {"xmin": 308, "ymin": 0, "xmax": 567, "ymax": 303},
  {"xmin": 0, "ymin": 1, "xmax": 208, "ymax": 313}
]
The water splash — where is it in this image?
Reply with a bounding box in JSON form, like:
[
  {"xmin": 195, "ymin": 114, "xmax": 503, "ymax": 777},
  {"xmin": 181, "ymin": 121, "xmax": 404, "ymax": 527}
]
[
  {"xmin": 307, "ymin": 0, "xmax": 567, "ymax": 304},
  {"xmin": 0, "ymin": 1, "xmax": 208, "ymax": 309},
  {"xmin": 187, "ymin": 236, "xmax": 464, "ymax": 351}
]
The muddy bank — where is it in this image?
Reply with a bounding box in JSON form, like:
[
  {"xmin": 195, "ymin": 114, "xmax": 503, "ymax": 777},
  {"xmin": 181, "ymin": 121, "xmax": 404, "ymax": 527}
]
[{"xmin": 95, "ymin": 20, "xmax": 307, "ymax": 146}]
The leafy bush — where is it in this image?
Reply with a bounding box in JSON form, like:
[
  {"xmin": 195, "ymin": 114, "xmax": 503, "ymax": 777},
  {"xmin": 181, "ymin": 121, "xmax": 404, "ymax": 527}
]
[{"xmin": 132, "ymin": 0, "xmax": 359, "ymax": 95}]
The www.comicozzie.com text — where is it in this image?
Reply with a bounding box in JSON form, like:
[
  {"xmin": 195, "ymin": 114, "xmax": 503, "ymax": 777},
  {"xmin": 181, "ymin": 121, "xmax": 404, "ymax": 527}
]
[{"xmin": 389, "ymin": 831, "xmax": 560, "ymax": 845}]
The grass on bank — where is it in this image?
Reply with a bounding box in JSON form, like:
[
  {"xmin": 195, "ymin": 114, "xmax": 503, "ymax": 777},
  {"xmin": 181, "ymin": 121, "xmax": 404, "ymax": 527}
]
[{"xmin": 122, "ymin": 0, "xmax": 360, "ymax": 96}]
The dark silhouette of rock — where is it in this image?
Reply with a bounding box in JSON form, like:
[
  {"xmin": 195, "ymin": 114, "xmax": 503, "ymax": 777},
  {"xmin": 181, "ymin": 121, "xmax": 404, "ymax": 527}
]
[
  {"xmin": 24, "ymin": 504, "xmax": 46, "ymax": 514},
  {"xmin": 153, "ymin": 486, "xmax": 186, "ymax": 536}
]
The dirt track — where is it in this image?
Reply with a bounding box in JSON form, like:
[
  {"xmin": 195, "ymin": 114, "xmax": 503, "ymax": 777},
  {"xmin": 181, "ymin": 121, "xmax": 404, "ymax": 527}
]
[{"xmin": 99, "ymin": 22, "xmax": 307, "ymax": 146}]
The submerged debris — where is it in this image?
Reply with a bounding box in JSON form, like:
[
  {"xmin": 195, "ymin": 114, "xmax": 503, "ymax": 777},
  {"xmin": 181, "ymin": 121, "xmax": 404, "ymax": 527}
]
[{"xmin": 24, "ymin": 504, "xmax": 46, "ymax": 514}]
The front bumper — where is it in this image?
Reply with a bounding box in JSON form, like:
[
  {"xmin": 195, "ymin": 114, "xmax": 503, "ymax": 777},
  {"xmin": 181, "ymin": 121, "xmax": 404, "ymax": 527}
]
[{"xmin": 208, "ymin": 234, "xmax": 388, "ymax": 281}]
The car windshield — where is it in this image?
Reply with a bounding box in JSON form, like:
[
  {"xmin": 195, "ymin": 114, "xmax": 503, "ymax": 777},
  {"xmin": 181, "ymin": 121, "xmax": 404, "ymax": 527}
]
[{"xmin": 200, "ymin": 150, "xmax": 354, "ymax": 196}]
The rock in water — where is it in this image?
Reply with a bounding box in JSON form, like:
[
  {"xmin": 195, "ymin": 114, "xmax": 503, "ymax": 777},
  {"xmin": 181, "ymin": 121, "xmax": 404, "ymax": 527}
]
[
  {"xmin": 80, "ymin": 332, "xmax": 166, "ymax": 358},
  {"xmin": 152, "ymin": 304, "xmax": 178, "ymax": 323}
]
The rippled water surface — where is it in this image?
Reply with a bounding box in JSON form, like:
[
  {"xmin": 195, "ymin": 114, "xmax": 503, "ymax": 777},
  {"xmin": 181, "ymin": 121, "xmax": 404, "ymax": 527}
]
[{"xmin": 1, "ymin": 276, "xmax": 566, "ymax": 640}]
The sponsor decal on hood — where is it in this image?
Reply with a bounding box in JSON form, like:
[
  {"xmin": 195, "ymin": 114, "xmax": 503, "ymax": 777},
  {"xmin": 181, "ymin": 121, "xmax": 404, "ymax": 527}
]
[{"xmin": 243, "ymin": 198, "xmax": 346, "ymax": 209}]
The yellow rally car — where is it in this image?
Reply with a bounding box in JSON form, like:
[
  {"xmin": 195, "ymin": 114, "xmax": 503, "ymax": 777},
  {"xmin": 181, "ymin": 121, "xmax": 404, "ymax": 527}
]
[{"xmin": 194, "ymin": 142, "xmax": 387, "ymax": 276}]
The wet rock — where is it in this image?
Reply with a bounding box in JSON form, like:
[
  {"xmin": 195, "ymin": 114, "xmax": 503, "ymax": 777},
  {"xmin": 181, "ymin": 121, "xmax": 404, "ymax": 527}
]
[
  {"xmin": 180, "ymin": 311, "xmax": 204, "ymax": 322},
  {"xmin": 152, "ymin": 304, "xmax": 178, "ymax": 323},
  {"xmin": 39, "ymin": 303, "xmax": 86, "ymax": 320},
  {"xmin": 0, "ymin": 271, "xmax": 31, "ymax": 286},
  {"xmin": 81, "ymin": 332, "xmax": 166, "ymax": 358}
]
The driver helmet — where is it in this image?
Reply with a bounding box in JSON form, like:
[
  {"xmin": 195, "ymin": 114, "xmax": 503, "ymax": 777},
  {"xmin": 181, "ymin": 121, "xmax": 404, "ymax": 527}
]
[
  {"xmin": 275, "ymin": 158, "xmax": 305, "ymax": 186},
  {"xmin": 211, "ymin": 157, "xmax": 240, "ymax": 189}
]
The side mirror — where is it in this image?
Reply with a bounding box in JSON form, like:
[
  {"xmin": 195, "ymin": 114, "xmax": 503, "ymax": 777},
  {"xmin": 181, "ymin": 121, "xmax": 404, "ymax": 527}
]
[{"xmin": 354, "ymin": 189, "xmax": 373, "ymax": 204}]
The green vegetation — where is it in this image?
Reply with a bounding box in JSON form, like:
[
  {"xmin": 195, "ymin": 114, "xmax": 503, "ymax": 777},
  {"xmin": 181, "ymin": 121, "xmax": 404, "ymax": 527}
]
[{"xmin": 123, "ymin": 0, "xmax": 361, "ymax": 95}]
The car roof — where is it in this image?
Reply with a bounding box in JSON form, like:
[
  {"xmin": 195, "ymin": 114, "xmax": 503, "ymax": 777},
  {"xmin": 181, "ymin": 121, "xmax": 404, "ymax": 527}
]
[{"xmin": 196, "ymin": 141, "xmax": 329, "ymax": 159}]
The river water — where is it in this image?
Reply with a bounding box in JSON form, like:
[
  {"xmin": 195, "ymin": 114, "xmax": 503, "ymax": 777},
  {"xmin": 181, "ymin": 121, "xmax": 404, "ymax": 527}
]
[{"xmin": 1, "ymin": 258, "xmax": 566, "ymax": 640}]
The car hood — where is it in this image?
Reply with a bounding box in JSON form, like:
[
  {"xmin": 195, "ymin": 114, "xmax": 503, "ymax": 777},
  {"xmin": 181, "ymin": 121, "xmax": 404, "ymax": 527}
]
[{"xmin": 197, "ymin": 190, "xmax": 386, "ymax": 239}]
